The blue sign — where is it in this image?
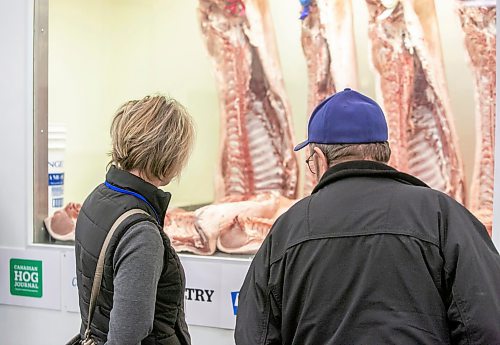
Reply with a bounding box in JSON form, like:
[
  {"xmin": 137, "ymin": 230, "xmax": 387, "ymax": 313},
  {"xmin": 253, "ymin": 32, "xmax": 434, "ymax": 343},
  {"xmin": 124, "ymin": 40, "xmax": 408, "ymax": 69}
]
[
  {"xmin": 231, "ymin": 291, "xmax": 239, "ymax": 316},
  {"xmin": 48, "ymin": 173, "xmax": 64, "ymax": 186}
]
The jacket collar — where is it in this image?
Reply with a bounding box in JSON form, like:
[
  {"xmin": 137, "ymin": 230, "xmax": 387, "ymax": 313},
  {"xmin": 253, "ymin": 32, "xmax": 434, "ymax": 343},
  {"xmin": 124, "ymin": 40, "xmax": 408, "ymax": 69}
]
[
  {"xmin": 312, "ymin": 160, "xmax": 429, "ymax": 194},
  {"xmin": 105, "ymin": 165, "xmax": 171, "ymax": 224}
]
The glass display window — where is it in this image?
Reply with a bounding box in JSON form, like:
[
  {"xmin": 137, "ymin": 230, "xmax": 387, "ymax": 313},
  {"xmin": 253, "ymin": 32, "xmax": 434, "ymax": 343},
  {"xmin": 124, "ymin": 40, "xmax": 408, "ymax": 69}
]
[{"xmin": 33, "ymin": 0, "xmax": 484, "ymax": 248}]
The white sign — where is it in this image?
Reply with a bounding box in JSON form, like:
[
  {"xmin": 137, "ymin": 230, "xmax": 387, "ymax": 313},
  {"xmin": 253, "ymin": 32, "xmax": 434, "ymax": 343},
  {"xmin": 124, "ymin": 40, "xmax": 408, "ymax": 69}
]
[
  {"xmin": 0, "ymin": 246, "xmax": 253, "ymax": 329},
  {"xmin": 61, "ymin": 250, "xmax": 79, "ymax": 312},
  {"xmin": 180, "ymin": 254, "xmax": 251, "ymax": 329},
  {"xmin": 0, "ymin": 247, "xmax": 61, "ymax": 310}
]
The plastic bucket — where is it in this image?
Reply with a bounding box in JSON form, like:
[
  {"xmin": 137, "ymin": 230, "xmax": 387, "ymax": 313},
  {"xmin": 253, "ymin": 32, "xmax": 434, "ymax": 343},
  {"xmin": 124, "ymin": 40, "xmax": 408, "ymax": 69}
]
[{"xmin": 48, "ymin": 124, "xmax": 66, "ymax": 215}]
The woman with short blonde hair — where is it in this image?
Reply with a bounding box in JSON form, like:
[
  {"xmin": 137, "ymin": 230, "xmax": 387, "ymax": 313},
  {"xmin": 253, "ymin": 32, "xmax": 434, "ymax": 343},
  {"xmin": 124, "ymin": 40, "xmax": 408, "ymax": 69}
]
[
  {"xmin": 110, "ymin": 95, "xmax": 195, "ymax": 184},
  {"xmin": 75, "ymin": 95, "xmax": 194, "ymax": 345}
]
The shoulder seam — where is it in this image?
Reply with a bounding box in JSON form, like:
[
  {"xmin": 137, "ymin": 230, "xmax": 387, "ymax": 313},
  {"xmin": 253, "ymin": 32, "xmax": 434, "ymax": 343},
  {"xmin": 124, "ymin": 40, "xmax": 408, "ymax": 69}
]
[{"xmin": 270, "ymin": 230, "xmax": 440, "ymax": 266}]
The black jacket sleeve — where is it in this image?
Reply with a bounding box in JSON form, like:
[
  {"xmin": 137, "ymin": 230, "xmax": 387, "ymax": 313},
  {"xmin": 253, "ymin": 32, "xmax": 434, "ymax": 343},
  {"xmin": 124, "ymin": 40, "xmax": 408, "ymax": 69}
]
[
  {"xmin": 234, "ymin": 233, "xmax": 281, "ymax": 345},
  {"xmin": 439, "ymin": 195, "xmax": 500, "ymax": 344}
]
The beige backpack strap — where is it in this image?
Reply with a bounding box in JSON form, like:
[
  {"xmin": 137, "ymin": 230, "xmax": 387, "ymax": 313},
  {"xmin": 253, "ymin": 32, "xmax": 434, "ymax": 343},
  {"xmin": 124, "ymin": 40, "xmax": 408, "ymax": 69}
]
[{"xmin": 83, "ymin": 208, "xmax": 150, "ymax": 342}]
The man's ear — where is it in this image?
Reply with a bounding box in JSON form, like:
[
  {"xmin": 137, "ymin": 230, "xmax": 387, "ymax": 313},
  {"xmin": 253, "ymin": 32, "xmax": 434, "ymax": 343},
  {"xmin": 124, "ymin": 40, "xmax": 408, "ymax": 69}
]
[{"xmin": 313, "ymin": 146, "xmax": 329, "ymax": 176}]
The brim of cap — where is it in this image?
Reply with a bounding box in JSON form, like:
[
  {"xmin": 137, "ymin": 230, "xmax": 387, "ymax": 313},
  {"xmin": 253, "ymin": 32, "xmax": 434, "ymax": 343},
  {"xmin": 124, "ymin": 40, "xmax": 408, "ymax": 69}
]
[{"xmin": 294, "ymin": 140, "xmax": 309, "ymax": 151}]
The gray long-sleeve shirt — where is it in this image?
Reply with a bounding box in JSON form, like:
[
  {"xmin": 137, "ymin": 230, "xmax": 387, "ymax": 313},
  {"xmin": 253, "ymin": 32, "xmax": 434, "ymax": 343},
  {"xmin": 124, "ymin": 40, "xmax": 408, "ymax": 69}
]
[{"xmin": 105, "ymin": 221, "xmax": 164, "ymax": 345}]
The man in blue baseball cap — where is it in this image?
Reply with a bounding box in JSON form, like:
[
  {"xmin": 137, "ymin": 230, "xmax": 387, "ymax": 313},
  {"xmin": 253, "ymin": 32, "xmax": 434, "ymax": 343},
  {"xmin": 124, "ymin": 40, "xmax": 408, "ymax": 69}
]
[
  {"xmin": 294, "ymin": 87, "xmax": 391, "ymax": 180},
  {"xmin": 236, "ymin": 88, "xmax": 500, "ymax": 345}
]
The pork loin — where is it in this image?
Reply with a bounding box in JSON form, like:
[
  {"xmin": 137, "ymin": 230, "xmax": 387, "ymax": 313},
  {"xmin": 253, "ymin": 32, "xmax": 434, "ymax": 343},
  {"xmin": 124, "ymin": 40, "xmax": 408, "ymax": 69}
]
[{"xmin": 43, "ymin": 202, "xmax": 81, "ymax": 241}]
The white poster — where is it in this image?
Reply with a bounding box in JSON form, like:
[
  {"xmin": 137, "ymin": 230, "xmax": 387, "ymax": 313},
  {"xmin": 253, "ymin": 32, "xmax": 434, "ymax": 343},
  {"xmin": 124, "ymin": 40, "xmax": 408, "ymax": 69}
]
[
  {"xmin": 0, "ymin": 247, "xmax": 252, "ymax": 328},
  {"xmin": 0, "ymin": 247, "xmax": 61, "ymax": 310},
  {"xmin": 180, "ymin": 254, "xmax": 251, "ymax": 329},
  {"xmin": 61, "ymin": 250, "xmax": 79, "ymax": 312}
]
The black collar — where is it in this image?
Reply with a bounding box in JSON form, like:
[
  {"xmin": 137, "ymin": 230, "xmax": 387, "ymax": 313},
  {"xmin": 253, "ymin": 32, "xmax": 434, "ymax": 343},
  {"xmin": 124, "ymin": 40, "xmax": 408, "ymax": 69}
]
[
  {"xmin": 105, "ymin": 165, "xmax": 171, "ymax": 225},
  {"xmin": 312, "ymin": 160, "xmax": 429, "ymax": 194}
]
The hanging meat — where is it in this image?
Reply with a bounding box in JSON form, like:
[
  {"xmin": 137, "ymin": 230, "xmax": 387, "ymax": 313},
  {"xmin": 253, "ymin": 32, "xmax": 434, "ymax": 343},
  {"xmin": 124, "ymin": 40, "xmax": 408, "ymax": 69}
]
[
  {"xmin": 43, "ymin": 202, "xmax": 81, "ymax": 241},
  {"xmin": 365, "ymin": 0, "xmax": 466, "ymax": 203},
  {"xmin": 198, "ymin": 0, "xmax": 299, "ymax": 200},
  {"xmin": 300, "ymin": 0, "xmax": 358, "ymax": 194},
  {"xmin": 300, "ymin": 0, "xmax": 357, "ymax": 111},
  {"xmin": 166, "ymin": 0, "xmax": 303, "ymax": 255},
  {"xmin": 456, "ymin": 0, "xmax": 496, "ymax": 235}
]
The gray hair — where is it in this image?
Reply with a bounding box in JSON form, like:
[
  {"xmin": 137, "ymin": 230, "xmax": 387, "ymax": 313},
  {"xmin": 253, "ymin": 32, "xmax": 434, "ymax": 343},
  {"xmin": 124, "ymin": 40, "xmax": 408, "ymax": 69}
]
[{"xmin": 310, "ymin": 142, "xmax": 391, "ymax": 166}]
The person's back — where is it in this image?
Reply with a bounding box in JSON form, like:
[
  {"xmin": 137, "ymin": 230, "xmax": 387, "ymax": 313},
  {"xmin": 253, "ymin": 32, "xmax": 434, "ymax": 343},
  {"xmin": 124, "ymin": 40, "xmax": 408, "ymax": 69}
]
[
  {"xmin": 256, "ymin": 161, "xmax": 499, "ymax": 344},
  {"xmin": 235, "ymin": 89, "xmax": 500, "ymax": 345},
  {"xmin": 75, "ymin": 95, "xmax": 194, "ymax": 345}
]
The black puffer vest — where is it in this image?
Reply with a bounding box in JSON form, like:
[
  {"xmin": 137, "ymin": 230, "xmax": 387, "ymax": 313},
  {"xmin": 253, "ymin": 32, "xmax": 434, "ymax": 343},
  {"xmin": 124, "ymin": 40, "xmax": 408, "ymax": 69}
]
[{"xmin": 75, "ymin": 166, "xmax": 191, "ymax": 345}]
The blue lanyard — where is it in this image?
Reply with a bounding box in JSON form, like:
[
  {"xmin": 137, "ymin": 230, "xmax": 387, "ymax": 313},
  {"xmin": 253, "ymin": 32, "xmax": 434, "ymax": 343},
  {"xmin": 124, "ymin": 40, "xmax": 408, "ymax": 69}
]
[{"xmin": 104, "ymin": 181, "xmax": 160, "ymax": 224}]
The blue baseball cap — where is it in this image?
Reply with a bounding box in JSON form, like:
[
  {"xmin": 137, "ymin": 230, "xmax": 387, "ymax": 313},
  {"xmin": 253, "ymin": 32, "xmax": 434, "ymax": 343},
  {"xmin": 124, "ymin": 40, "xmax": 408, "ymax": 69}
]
[{"xmin": 294, "ymin": 88, "xmax": 388, "ymax": 151}]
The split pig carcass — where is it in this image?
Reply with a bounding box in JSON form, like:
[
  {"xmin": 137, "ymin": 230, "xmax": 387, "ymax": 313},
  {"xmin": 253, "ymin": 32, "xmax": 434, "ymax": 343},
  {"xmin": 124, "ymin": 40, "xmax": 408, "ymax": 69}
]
[
  {"xmin": 365, "ymin": 0, "xmax": 466, "ymax": 203},
  {"xmin": 456, "ymin": 0, "xmax": 496, "ymax": 235},
  {"xmin": 198, "ymin": 0, "xmax": 299, "ymax": 200},
  {"xmin": 300, "ymin": 0, "xmax": 358, "ymax": 194},
  {"xmin": 164, "ymin": 0, "xmax": 301, "ymax": 255}
]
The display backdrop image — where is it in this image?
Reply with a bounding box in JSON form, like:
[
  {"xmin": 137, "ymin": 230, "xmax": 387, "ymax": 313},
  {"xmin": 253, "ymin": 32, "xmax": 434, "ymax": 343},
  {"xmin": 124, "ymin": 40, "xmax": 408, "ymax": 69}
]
[{"xmin": 37, "ymin": 0, "xmax": 496, "ymax": 254}]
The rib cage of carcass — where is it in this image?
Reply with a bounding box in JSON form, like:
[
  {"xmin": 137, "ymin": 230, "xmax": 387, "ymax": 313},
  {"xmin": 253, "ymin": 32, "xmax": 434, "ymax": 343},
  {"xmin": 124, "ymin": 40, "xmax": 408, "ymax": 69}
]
[
  {"xmin": 164, "ymin": 0, "xmax": 300, "ymax": 255},
  {"xmin": 201, "ymin": 0, "xmax": 299, "ymax": 200}
]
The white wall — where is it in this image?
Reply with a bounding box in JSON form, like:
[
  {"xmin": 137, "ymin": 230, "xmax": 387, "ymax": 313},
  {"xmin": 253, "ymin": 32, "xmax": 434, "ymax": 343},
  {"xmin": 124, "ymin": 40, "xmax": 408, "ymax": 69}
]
[
  {"xmin": 0, "ymin": 0, "xmax": 31, "ymax": 250},
  {"xmin": 0, "ymin": 0, "xmax": 234, "ymax": 343}
]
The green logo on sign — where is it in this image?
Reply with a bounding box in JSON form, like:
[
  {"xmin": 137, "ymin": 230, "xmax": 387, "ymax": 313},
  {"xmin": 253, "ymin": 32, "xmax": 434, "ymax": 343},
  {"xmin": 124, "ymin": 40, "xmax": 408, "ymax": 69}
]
[{"xmin": 10, "ymin": 258, "xmax": 43, "ymax": 298}]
